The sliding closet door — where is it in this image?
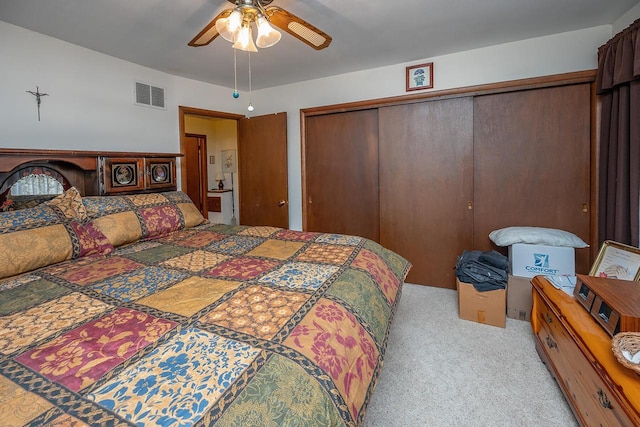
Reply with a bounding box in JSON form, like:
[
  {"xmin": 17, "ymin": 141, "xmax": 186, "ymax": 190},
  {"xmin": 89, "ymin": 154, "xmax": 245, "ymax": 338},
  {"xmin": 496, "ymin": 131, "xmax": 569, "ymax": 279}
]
[
  {"xmin": 379, "ymin": 98, "xmax": 474, "ymax": 288},
  {"xmin": 304, "ymin": 109, "xmax": 380, "ymax": 241},
  {"xmin": 473, "ymin": 83, "xmax": 592, "ymax": 274}
]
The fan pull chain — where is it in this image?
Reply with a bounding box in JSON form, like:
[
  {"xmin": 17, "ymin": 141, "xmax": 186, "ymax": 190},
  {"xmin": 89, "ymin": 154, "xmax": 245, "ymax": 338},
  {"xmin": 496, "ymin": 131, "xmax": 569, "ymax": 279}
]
[
  {"xmin": 247, "ymin": 51, "xmax": 254, "ymax": 111},
  {"xmin": 233, "ymin": 48, "xmax": 239, "ymax": 99}
]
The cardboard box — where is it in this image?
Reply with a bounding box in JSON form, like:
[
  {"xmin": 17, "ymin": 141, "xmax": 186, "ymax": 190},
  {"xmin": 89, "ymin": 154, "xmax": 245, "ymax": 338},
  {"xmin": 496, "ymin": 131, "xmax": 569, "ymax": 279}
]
[
  {"xmin": 457, "ymin": 278, "xmax": 506, "ymax": 328},
  {"xmin": 508, "ymin": 243, "xmax": 575, "ymax": 278},
  {"xmin": 507, "ymin": 274, "xmax": 532, "ymax": 321}
]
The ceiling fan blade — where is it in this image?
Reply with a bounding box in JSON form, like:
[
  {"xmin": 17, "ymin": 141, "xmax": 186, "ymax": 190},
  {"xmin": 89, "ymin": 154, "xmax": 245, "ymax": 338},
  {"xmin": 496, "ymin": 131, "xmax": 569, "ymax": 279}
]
[
  {"xmin": 265, "ymin": 6, "xmax": 332, "ymax": 50},
  {"xmin": 188, "ymin": 9, "xmax": 233, "ymax": 47}
]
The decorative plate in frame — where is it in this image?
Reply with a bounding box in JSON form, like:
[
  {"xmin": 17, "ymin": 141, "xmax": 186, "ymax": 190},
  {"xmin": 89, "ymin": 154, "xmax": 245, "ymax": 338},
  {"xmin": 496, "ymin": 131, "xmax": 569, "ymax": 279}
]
[
  {"xmin": 146, "ymin": 158, "xmax": 176, "ymax": 189},
  {"xmin": 102, "ymin": 157, "xmax": 144, "ymax": 193},
  {"xmin": 113, "ymin": 164, "xmax": 136, "ymax": 186}
]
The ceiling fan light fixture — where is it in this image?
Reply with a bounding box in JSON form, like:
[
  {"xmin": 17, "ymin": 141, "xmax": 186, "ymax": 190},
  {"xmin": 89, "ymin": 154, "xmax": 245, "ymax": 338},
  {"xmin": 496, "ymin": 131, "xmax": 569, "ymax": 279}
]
[
  {"xmin": 287, "ymin": 21, "xmax": 326, "ymax": 47},
  {"xmin": 216, "ymin": 9, "xmax": 242, "ymax": 42},
  {"xmin": 233, "ymin": 24, "xmax": 258, "ymax": 52},
  {"xmin": 255, "ymin": 15, "xmax": 281, "ymax": 48}
]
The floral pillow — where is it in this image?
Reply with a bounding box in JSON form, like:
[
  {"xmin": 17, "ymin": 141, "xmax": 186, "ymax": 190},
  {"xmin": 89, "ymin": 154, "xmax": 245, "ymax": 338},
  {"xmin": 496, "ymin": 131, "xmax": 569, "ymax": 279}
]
[
  {"xmin": 0, "ymin": 187, "xmax": 87, "ymax": 231},
  {"xmin": 44, "ymin": 187, "xmax": 87, "ymax": 221},
  {"xmin": 83, "ymin": 191, "xmax": 206, "ymax": 247},
  {"xmin": 0, "ymin": 188, "xmax": 111, "ymax": 279},
  {"xmin": 66, "ymin": 221, "xmax": 114, "ymax": 258}
]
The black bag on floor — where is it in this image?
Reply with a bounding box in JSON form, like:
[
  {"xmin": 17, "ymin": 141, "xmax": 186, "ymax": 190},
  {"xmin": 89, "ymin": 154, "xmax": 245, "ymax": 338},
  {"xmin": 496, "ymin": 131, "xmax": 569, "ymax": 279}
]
[{"xmin": 455, "ymin": 250, "xmax": 508, "ymax": 292}]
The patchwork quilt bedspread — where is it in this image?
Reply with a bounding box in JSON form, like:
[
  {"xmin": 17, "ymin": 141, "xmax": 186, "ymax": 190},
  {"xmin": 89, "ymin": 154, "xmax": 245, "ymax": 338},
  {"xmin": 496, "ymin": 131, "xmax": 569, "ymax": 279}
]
[{"xmin": 0, "ymin": 223, "xmax": 410, "ymax": 426}]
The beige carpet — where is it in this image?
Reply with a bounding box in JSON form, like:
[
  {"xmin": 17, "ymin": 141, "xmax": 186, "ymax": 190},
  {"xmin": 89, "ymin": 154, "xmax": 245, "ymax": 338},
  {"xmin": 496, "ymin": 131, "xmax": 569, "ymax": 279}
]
[{"xmin": 364, "ymin": 283, "xmax": 578, "ymax": 427}]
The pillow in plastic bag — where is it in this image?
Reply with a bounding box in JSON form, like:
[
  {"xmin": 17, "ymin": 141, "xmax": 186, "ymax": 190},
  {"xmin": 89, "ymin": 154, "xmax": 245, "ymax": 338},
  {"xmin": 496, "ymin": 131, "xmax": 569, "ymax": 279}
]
[{"xmin": 489, "ymin": 226, "xmax": 588, "ymax": 248}]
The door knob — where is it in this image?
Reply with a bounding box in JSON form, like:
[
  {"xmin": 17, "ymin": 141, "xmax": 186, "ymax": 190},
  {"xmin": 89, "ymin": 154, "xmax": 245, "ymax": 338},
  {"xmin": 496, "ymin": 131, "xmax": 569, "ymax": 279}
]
[{"xmin": 278, "ymin": 200, "xmax": 286, "ymax": 207}]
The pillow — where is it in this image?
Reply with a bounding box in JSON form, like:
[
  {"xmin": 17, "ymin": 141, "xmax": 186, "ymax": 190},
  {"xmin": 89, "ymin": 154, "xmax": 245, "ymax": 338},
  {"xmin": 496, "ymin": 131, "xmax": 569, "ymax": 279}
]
[
  {"xmin": 91, "ymin": 211, "xmax": 143, "ymax": 247},
  {"xmin": 0, "ymin": 224, "xmax": 74, "ymax": 279},
  {"xmin": 43, "ymin": 187, "xmax": 87, "ymax": 222},
  {"xmin": 489, "ymin": 226, "xmax": 589, "ymax": 248},
  {"xmin": 1, "ymin": 194, "xmax": 56, "ymax": 212},
  {"xmin": 0, "ymin": 188, "xmax": 109, "ymax": 279},
  {"xmin": 66, "ymin": 221, "xmax": 115, "ymax": 258},
  {"xmin": 0, "ymin": 187, "xmax": 87, "ymax": 234},
  {"xmin": 0, "ymin": 220, "xmax": 113, "ymax": 279},
  {"xmin": 0, "ymin": 203, "xmax": 63, "ymax": 233},
  {"xmin": 83, "ymin": 191, "xmax": 206, "ymax": 247}
]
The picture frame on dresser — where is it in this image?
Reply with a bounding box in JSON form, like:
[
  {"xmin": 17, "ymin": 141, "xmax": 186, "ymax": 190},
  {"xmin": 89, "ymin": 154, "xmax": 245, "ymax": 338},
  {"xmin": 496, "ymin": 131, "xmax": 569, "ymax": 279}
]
[{"xmin": 589, "ymin": 240, "xmax": 640, "ymax": 281}]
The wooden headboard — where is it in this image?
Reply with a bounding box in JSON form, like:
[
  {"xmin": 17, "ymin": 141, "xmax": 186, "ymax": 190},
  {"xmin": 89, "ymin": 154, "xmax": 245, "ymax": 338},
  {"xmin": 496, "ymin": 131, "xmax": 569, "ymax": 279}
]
[{"xmin": 0, "ymin": 148, "xmax": 182, "ymax": 208}]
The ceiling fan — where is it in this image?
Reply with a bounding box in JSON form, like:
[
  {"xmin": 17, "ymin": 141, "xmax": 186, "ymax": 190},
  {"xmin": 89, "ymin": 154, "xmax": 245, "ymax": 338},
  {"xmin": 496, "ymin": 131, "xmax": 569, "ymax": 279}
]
[{"xmin": 188, "ymin": 0, "xmax": 332, "ymax": 51}]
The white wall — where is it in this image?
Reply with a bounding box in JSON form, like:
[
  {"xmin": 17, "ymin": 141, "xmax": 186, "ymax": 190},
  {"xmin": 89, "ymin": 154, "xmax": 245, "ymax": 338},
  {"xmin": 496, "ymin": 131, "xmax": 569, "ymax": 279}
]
[
  {"xmin": 0, "ymin": 21, "xmax": 247, "ymax": 152},
  {"xmin": 613, "ymin": 2, "xmax": 640, "ymax": 34},
  {"xmin": 0, "ymin": 18, "xmax": 632, "ymax": 230}
]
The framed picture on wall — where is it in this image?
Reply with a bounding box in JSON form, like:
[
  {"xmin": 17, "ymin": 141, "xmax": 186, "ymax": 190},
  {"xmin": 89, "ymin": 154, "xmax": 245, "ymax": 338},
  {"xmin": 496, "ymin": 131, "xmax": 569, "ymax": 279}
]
[
  {"xmin": 221, "ymin": 149, "xmax": 237, "ymax": 173},
  {"xmin": 406, "ymin": 62, "xmax": 434, "ymax": 92}
]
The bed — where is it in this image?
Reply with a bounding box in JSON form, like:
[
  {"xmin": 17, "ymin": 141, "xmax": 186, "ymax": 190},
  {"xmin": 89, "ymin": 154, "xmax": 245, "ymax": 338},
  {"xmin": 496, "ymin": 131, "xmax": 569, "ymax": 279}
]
[{"xmin": 0, "ymin": 150, "xmax": 411, "ymax": 426}]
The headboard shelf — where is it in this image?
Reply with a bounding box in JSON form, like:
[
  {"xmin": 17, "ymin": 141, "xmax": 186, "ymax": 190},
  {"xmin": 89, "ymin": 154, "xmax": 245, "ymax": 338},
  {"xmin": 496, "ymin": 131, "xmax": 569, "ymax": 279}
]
[
  {"xmin": 0, "ymin": 148, "xmax": 181, "ymax": 169},
  {"xmin": 0, "ymin": 149, "xmax": 182, "ymax": 206}
]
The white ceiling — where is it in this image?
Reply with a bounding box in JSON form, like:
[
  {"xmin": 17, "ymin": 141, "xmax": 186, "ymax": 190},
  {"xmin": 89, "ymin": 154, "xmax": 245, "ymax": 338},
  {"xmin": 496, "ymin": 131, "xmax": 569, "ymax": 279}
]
[{"xmin": 1, "ymin": 0, "xmax": 638, "ymax": 90}]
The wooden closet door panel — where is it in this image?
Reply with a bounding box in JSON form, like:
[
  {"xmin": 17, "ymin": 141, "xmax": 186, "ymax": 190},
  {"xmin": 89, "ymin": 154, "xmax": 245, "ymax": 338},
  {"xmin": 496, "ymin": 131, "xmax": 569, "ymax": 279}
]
[
  {"xmin": 304, "ymin": 109, "xmax": 380, "ymax": 241},
  {"xmin": 379, "ymin": 98, "xmax": 474, "ymax": 288},
  {"xmin": 473, "ymin": 84, "xmax": 591, "ymax": 274}
]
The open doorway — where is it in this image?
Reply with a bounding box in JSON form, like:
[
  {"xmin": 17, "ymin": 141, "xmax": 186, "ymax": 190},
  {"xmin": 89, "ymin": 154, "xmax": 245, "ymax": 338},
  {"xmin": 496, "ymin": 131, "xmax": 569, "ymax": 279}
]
[
  {"xmin": 179, "ymin": 106, "xmax": 290, "ymax": 228},
  {"xmin": 179, "ymin": 106, "xmax": 243, "ymax": 224}
]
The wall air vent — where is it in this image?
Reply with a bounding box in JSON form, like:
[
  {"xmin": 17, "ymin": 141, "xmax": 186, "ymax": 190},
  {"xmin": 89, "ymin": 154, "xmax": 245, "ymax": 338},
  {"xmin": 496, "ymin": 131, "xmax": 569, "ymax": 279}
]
[{"xmin": 134, "ymin": 81, "xmax": 166, "ymax": 109}]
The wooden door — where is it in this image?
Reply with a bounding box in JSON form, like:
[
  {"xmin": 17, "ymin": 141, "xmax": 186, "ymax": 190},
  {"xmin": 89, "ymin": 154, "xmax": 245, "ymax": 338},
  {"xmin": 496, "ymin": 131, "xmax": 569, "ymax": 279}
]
[
  {"xmin": 303, "ymin": 109, "xmax": 380, "ymax": 241},
  {"xmin": 238, "ymin": 112, "xmax": 289, "ymax": 227},
  {"xmin": 379, "ymin": 98, "xmax": 474, "ymax": 288},
  {"xmin": 184, "ymin": 134, "xmax": 208, "ymax": 214},
  {"xmin": 473, "ymin": 83, "xmax": 592, "ymax": 274}
]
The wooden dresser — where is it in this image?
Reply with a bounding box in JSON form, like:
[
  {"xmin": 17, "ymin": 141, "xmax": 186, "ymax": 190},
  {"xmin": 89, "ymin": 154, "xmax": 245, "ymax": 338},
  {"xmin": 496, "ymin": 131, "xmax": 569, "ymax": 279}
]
[{"xmin": 531, "ymin": 276, "xmax": 640, "ymax": 426}]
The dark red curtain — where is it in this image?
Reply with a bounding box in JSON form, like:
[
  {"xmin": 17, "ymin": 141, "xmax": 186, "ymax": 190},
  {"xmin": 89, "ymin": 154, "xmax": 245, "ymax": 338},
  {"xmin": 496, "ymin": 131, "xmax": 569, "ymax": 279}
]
[{"xmin": 596, "ymin": 18, "xmax": 640, "ymax": 247}]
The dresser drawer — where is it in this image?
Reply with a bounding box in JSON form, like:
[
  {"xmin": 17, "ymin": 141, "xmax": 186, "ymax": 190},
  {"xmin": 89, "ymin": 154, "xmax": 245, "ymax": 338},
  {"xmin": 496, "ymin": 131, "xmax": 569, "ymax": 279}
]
[
  {"xmin": 207, "ymin": 196, "xmax": 221, "ymax": 212},
  {"xmin": 534, "ymin": 292, "xmax": 634, "ymax": 427},
  {"xmin": 558, "ymin": 323, "xmax": 633, "ymax": 426}
]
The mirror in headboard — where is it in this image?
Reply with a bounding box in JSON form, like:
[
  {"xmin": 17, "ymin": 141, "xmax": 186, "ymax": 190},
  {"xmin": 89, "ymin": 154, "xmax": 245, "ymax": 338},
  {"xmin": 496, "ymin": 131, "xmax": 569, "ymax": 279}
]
[
  {"xmin": 0, "ymin": 165, "xmax": 70, "ymax": 211},
  {"xmin": 0, "ymin": 150, "xmax": 98, "ymax": 211}
]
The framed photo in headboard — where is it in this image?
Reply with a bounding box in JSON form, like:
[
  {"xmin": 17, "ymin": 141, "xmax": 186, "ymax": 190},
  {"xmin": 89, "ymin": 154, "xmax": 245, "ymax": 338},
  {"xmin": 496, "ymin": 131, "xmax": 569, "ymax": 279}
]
[
  {"xmin": 146, "ymin": 158, "xmax": 176, "ymax": 189},
  {"xmin": 102, "ymin": 158, "xmax": 144, "ymax": 193}
]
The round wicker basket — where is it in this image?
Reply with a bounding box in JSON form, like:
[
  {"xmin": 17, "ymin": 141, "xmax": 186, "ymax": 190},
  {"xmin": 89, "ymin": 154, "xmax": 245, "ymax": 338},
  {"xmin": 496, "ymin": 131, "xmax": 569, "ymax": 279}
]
[{"xmin": 612, "ymin": 332, "xmax": 640, "ymax": 374}]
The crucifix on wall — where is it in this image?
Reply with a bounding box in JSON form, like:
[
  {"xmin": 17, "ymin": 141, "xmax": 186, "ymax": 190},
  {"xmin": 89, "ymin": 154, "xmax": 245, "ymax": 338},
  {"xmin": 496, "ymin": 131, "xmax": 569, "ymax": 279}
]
[{"xmin": 26, "ymin": 86, "xmax": 49, "ymax": 121}]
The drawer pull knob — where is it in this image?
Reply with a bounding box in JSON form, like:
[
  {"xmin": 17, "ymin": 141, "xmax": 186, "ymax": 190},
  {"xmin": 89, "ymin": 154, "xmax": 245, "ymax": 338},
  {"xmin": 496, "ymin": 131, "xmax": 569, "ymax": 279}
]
[
  {"xmin": 545, "ymin": 335, "xmax": 557, "ymax": 349},
  {"xmin": 597, "ymin": 389, "xmax": 612, "ymax": 409},
  {"xmin": 545, "ymin": 312, "xmax": 553, "ymax": 324}
]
